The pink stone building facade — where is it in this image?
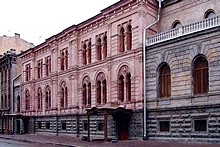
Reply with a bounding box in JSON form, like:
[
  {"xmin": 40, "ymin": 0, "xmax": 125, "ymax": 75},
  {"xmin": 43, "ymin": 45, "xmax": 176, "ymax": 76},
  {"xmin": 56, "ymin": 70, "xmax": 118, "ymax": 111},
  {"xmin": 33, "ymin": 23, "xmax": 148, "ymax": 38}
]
[{"xmin": 17, "ymin": 0, "xmax": 158, "ymax": 140}]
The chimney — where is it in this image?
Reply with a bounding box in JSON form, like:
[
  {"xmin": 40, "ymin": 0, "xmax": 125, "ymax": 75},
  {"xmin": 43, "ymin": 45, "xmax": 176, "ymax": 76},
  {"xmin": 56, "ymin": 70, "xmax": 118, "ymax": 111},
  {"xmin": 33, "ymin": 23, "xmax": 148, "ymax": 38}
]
[
  {"xmin": 15, "ymin": 33, "xmax": 20, "ymax": 39},
  {"xmin": 10, "ymin": 49, "xmax": 16, "ymax": 54}
]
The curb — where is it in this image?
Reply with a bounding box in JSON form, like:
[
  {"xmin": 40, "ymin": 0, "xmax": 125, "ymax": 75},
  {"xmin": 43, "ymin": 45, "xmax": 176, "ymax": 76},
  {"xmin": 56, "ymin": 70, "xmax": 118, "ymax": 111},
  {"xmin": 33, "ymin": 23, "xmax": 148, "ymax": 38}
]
[{"xmin": 0, "ymin": 136, "xmax": 82, "ymax": 147}]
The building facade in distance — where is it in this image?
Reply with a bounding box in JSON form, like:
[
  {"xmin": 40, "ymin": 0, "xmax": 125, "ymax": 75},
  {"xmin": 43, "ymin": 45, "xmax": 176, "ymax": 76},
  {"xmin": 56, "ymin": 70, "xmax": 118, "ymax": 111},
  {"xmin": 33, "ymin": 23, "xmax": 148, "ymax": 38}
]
[
  {"xmin": 0, "ymin": 33, "xmax": 34, "ymax": 55},
  {"xmin": 0, "ymin": 33, "xmax": 34, "ymax": 134}
]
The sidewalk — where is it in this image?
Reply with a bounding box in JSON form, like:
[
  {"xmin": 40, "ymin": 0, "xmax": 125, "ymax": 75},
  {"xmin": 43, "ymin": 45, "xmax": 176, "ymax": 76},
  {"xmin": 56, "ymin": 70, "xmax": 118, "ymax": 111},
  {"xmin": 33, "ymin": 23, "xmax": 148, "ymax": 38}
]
[
  {"xmin": 0, "ymin": 134, "xmax": 99, "ymax": 147},
  {"xmin": 0, "ymin": 134, "xmax": 220, "ymax": 147}
]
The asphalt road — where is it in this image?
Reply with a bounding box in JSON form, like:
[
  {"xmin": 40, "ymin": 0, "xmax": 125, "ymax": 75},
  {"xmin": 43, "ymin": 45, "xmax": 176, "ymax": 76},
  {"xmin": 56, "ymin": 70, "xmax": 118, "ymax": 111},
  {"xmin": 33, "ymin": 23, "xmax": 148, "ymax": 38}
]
[{"xmin": 0, "ymin": 138, "xmax": 62, "ymax": 147}]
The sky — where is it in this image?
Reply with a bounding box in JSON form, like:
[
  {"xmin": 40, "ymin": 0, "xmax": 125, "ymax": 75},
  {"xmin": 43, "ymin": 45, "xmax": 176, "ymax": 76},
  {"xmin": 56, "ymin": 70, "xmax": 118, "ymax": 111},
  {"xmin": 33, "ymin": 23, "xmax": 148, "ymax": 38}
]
[{"xmin": 0, "ymin": 0, "xmax": 119, "ymax": 46}]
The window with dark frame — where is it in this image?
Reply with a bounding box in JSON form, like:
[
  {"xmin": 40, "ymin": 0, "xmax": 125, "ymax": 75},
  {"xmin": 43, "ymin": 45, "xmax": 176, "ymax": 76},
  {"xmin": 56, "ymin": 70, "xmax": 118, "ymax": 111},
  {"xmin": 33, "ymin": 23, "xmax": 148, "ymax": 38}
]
[
  {"xmin": 159, "ymin": 121, "xmax": 170, "ymax": 132},
  {"xmin": 194, "ymin": 119, "xmax": 207, "ymax": 132},
  {"xmin": 193, "ymin": 56, "xmax": 208, "ymax": 95},
  {"xmin": 83, "ymin": 122, "xmax": 88, "ymax": 131},
  {"xmin": 46, "ymin": 122, "xmax": 50, "ymax": 129},
  {"xmin": 97, "ymin": 122, "xmax": 104, "ymax": 131},
  {"xmin": 38, "ymin": 122, "xmax": 42, "ymax": 129},
  {"xmin": 62, "ymin": 122, "xmax": 66, "ymax": 130},
  {"xmin": 159, "ymin": 64, "xmax": 171, "ymax": 98}
]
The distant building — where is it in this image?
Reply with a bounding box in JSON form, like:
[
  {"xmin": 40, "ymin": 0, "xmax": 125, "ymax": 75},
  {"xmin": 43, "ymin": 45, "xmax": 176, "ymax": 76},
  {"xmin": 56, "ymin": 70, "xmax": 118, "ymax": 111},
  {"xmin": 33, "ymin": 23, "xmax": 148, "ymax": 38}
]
[
  {"xmin": 0, "ymin": 33, "xmax": 34, "ymax": 55},
  {"xmin": 0, "ymin": 33, "xmax": 34, "ymax": 134}
]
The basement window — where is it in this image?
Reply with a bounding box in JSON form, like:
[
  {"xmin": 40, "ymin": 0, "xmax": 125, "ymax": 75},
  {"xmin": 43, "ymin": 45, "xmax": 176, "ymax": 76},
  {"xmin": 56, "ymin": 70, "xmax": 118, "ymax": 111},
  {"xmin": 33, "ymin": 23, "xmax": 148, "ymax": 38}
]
[
  {"xmin": 46, "ymin": 122, "xmax": 50, "ymax": 130},
  {"xmin": 194, "ymin": 119, "xmax": 207, "ymax": 132},
  {"xmin": 38, "ymin": 122, "xmax": 42, "ymax": 129},
  {"xmin": 83, "ymin": 122, "xmax": 88, "ymax": 131},
  {"xmin": 97, "ymin": 122, "xmax": 104, "ymax": 131},
  {"xmin": 62, "ymin": 122, "xmax": 66, "ymax": 130},
  {"xmin": 159, "ymin": 121, "xmax": 170, "ymax": 132}
]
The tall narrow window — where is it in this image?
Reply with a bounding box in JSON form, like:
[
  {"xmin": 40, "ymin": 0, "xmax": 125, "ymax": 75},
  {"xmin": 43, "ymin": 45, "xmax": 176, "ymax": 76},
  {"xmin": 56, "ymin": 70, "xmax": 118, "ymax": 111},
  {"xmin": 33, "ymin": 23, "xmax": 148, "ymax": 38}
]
[
  {"xmin": 60, "ymin": 81, "xmax": 68, "ymax": 108},
  {"xmin": 118, "ymin": 65, "xmax": 131, "ymax": 102},
  {"xmin": 83, "ymin": 84, "xmax": 87, "ymax": 105},
  {"xmin": 119, "ymin": 75, "xmax": 124, "ymax": 102},
  {"xmin": 45, "ymin": 86, "xmax": 51, "ymax": 110},
  {"xmin": 82, "ymin": 76, "xmax": 91, "ymax": 107},
  {"xmin": 96, "ymin": 81, "xmax": 101, "ymax": 105},
  {"xmin": 25, "ymin": 90, "xmax": 30, "ymax": 110},
  {"xmin": 37, "ymin": 59, "xmax": 43, "ymax": 78},
  {"xmin": 119, "ymin": 27, "xmax": 125, "ymax": 52},
  {"xmin": 159, "ymin": 64, "xmax": 171, "ymax": 98},
  {"xmin": 126, "ymin": 73, "xmax": 131, "ymax": 101},
  {"xmin": 96, "ymin": 73, "xmax": 107, "ymax": 105},
  {"xmin": 126, "ymin": 25, "xmax": 132, "ymax": 50},
  {"xmin": 82, "ymin": 43, "xmax": 87, "ymax": 65},
  {"xmin": 1, "ymin": 95, "xmax": 3, "ymax": 109},
  {"xmin": 103, "ymin": 80, "xmax": 107, "ymax": 104},
  {"xmin": 65, "ymin": 49, "xmax": 68, "ymax": 69},
  {"xmin": 97, "ymin": 38, "xmax": 102, "ymax": 60},
  {"xmin": 25, "ymin": 64, "xmax": 31, "ymax": 81},
  {"xmin": 37, "ymin": 87, "xmax": 42, "ymax": 110},
  {"xmin": 103, "ymin": 35, "xmax": 107, "ymax": 59},
  {"xmin": 88, "ymin": 83, "xmax": 91, "ymax": 105},
  {"xmin": 17, "ymin": 95, "xmax": 20, "ymax": 113},
  {"xmin": 193, "ymin": 56, "xmax": 208, "ymax": 95},
  {"xmin": 60, "ymin": 51, "xmax": 65, "ymax": 70},
  {"xmin": 88, "ymin": 42, "xmax": 92, "ymax": 64},
  {"xmin": 45, "ymin": 56, "xmax": 51, "ymax": 76}
]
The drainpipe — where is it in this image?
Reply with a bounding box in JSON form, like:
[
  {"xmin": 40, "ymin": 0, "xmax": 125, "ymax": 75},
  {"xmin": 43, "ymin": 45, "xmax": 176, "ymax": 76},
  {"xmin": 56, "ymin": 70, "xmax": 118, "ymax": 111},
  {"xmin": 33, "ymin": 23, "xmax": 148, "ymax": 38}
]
[{"xmin": 143, "ymin": 0, "xmax": 163, "ymax": 140}]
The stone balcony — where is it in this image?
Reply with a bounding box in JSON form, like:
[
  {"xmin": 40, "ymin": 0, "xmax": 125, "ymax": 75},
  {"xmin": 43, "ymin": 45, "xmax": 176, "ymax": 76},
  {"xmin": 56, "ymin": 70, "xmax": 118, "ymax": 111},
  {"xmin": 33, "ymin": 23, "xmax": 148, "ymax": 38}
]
[{"xmin": 147, "ymin": 15, "xmax": 220, "ymax": 46}]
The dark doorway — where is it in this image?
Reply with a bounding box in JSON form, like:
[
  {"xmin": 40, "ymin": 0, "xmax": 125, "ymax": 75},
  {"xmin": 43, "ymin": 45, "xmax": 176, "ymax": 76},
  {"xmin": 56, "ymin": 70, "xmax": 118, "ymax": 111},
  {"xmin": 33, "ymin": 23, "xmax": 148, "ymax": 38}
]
[
  {"xmin": 114, "ymin": 111, "xmax": 131, "ymax": 140},
  {"xmin": 16, "ymin": 120, "xmax": 20, "ymax": 134},
  {"xmin": 23, "ymin": 118, "xmax": 29, "ymax": 134}
]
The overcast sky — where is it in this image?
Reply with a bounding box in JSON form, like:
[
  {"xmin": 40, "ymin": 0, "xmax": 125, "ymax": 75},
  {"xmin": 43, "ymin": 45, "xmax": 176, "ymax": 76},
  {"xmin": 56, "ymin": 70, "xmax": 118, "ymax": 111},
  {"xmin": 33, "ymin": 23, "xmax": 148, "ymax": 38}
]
[{"xmin": 0, "ymin": 0, "xmax": 119, "ymax": 45}]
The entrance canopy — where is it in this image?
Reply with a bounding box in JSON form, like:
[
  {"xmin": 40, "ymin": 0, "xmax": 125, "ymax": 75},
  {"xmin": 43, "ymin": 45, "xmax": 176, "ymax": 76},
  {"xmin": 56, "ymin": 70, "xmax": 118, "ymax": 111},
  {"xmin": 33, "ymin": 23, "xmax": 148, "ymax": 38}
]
[{"xmin": 86, "ymin": 102, "xmax": 132, "ymax": 141}]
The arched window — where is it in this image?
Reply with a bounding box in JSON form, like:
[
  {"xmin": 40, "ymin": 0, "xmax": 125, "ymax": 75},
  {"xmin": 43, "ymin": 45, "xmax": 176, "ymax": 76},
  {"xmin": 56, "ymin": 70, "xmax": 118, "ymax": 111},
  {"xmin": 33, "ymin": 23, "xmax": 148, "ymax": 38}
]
[
  {"xmin": 17, "ymin": 95, "xmax": 20, "ymax": 113},
  {"xmin": 82, "ymin": 43, "xmax": 87, "ymax": 65},
  {"xmin": 82, "ymin": 76, "xmax": 91, "ymax": 106},
  {"xmin": 82, "ymin": 84, "xmax": 87, "ymax": 105},
  {"xmin": 103, "ymin": 80, "xmax": 107, "ymax": 104},
  {"xmin": 45, "ymin": 86, "xmax": 51, "ymax": 110},
  {"xmin": 118, "ymin": 75, "xmax": 124, "ymax": 102},
  {"xmin": 126, "ymin": 73, "xmax": 131, "ymax": 101},
  {"xmin": 88, "ymin": 83, "xmax": 91, "ymax": 105},
  {"xmin": 88, "ymin": 41, "xmax": 92, "ymax": 64},
  {"xmin": 172, "ymin": 20, "xmax": 182, "ymax": 29},
  {"xmin": 103, "ymin": 35, "xmax": 107, "ymax": 59},
  {"xmin": 96, "ymin": 73, "xmax": 107, "ymax": 105},
  {"xmin": 37, "ymin": 87, "xmax": 42, "ymax": 110},
  {"xmin": 60, "ymin": 51, "xmax": 65, "ymax": 70},
  {"xmin": 25, "ymin": 90, "xmax": 30, "ymax": 110},
  {"xmin": 126, "ymin": 25, "xmax": 132, "ymax": 50},
  {"xmin": 204, "ymin": 9, "xmax": 215, "ymax": 19},
  {"xmin": 96, "ymin": 81, "xmax": 101, "ymax": 105},
  {"xmin": 119, "ymin": 27, "xmax": 125, "ymax": 52},
  {"xmin": 60, "ymin": 81, "xmax": 68, "ymax": 108},
  {"xmin": 193, "ymin": 56, "xmax": 208, "ymax": 95},
  {"xmin": 159, "ymin": 63, "xmax": 171, "ymax": 98},
  {"xmin": 97, "ymin": 38, "xmax": 102, "ymax": 60},
  {"xmin": 118, "ymin": 65, "xmax": 131, "ymax": 102}
]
